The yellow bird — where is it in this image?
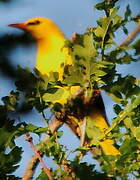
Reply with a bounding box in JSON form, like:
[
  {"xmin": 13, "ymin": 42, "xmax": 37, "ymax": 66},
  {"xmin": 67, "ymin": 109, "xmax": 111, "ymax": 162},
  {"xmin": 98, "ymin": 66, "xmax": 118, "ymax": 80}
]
[{"xmin": 9, "ymin": 17, "xmax": 120, "ymax": 155}]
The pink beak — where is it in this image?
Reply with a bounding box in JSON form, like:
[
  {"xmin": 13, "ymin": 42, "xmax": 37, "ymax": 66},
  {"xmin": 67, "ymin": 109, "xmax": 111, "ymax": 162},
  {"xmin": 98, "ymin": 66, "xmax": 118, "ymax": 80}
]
[{"xmin": 8, "ymin": 23, "xmax": 27, "ymax": 30}]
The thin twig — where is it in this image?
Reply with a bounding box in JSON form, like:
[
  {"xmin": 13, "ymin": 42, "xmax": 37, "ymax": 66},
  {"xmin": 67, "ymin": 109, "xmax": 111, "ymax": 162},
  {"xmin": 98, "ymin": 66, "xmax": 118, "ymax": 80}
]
[
  {"xmin": 79, "ymin": 117, "xmax": 87, "ymax": 146},
  {"xmin": 22, "ymin": 119, "xmax": 63, "ymax": 180},
  {"xmin": 120, "ymin": 24, "xmax": 140, "ymax": 47}
]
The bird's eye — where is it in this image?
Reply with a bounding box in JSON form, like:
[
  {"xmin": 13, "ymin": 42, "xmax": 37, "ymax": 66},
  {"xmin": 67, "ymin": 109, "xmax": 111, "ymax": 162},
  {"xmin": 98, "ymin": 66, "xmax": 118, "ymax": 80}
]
[{"xmin": 27, "ymin": 20, "xmax": 41, "ymax": 26}]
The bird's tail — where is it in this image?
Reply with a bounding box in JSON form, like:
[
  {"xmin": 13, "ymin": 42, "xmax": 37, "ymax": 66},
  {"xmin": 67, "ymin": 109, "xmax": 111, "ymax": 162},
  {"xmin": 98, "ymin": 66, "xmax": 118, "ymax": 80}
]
[
  {"xmin": 65, "ymin": 91, "xmax": 120, "ymax": 155},
  {"xmin": 99, "ymin": 139, "xmax": 120, "ymax": 155},
  {"xmin": 89, "ymin": 107, "xmax": 120, "ymax": 155}
]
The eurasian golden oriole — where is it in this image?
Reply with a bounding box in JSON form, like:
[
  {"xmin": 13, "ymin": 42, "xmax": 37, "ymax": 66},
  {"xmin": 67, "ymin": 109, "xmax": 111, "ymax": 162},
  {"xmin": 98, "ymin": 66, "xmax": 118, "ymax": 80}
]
[{"xmin": 9, "ymin": 17, "xmax": 120, "ymax": 155}]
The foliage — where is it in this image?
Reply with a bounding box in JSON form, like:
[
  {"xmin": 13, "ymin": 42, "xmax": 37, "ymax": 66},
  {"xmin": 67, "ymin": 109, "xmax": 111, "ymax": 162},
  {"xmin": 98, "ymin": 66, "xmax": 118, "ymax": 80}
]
[{"xmin": 0, "ymin": 0, "xmax": 140, "ymax": 179}]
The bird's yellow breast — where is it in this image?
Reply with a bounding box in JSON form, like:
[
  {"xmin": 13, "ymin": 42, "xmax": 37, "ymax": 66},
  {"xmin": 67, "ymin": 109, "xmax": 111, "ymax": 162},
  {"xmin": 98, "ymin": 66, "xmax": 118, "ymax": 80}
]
[{"xmin": 36, "ymin": 32, "xmax": 72, "ymax": 79}]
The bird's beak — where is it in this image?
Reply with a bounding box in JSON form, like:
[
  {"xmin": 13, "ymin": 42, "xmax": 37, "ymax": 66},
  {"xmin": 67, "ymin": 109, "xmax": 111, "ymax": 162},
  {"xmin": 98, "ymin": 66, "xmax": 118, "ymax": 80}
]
[{"xmin": 8, "ymin": 23, "xmax": 27, "ymax": 30}]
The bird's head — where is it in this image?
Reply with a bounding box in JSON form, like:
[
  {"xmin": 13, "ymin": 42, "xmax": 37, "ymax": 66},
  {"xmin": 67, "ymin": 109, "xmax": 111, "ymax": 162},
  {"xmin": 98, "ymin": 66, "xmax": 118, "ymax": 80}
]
[{"xmin": 9, "ymin": 17, "xmax": 64, "ymax": 40}]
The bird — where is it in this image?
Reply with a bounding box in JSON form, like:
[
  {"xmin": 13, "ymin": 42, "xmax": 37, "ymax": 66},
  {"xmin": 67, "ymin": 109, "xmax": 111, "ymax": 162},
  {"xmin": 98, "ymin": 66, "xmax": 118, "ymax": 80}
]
[{"xmin": 9, "ymin": 17, "xmax": 120, "ymax": 155}]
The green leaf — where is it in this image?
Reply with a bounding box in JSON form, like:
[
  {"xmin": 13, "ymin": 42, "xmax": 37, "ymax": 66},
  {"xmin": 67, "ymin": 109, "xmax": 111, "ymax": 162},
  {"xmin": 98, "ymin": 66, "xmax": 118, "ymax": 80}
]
[
  {"xmin": 38, "ymin": 131, "xmax": 64, "ymax": 164},
  {"xmin": 132, "ymin": 127, "xmax": 140, "ymax": 142},
  {"xmin": 94, "ymin": 1, "xmax": 106, "ymax": 11},
  {"xmin": 128, "ymin": 94, "xmax": 140, "ymax": 111},
  {"xmin": 94, "ymin": 7, "xmax": 119, "ymax": 51},
  {"xmin": 120, "ymin": 138, "xmax": 138, "ymax": 154},
  {"xmin": 73, "ymin": 161, "xmax": 113, "ymax": 180},
  {"xmin": 15, "ymin": 67, "xmax": 37, "ymax": 92},
  {"xmin": 124, "ymin": 5, "xmax": 131, "ymax": 21},
  {"xmin": 2, "ymin": 91, "xmax": 19, "ymax": 111},
  {"xmin": 43, "ymin": 87, "xmax": 65, "ymax": 102},
  {"xmin": 16, "ymin": 124, "xmax": 49, "ymax": 137},
  {"xmin": 95, "ymin": 0, "xmax": 119, "ymax": 15},
  {"xmin": 36, "ymin": 171, "xmax": 49, "ymax": 180},
  {"xmin": 113, "ymin": 104, "xmax": 122, "ymax": 115},
  {"xmin": 48, "ymin": 71, "xmax": 59, "ymax": 81},
  {"xmin": 86, "ymin": 117, "xmax": 101, "ymax": 145},
  {"xmin": 132, "ymin": 14, "xmax": 140, "ymax": 24},
  {"xmin": 132, "ymin": 39, "xmax": 140, "ymax": 55},
  {"xmin": 37, "ymin": 74, "xmax": 49, "ymax": 90},
  {"xmin": 71, "ymin": 33, "xmax": 103, "ymax": 88},
  {"xmin": 124, "ymin": 117, "xmax": 133, "ymax": 129},
  {"xmin": 102, "ymin": 94, "xmax": 140, "ymax": 137},
  {"xmin": 72, "ymin": 34, "xmax": 97, "ymax": 61},
  {"xmin": 0, "ymin": 120, "xmax": 21, "ymax": 149},
  {"xmin": 101, "ymin": 155, "xmax": 119, "ymax": 176},
  {"xmin": 0, "ymin": 146, "xmax": 22, "ymax": 176},
  {"xmin": 106, "ymin": 75, "xmax": 140, "ymax": 102},
  {"xmin": 102, "ymin": 7, "xmax": 118, "ymax": 49},
  {"xmin": 109, "ymin": 91, "xmax": 123, "ymax": 103},
  {"xmin": 122, "ymin": 26, "xmax": 128, "ymax": 35},
  {"xmin": 63, "ymin": 68, "xmax": 84, "ymax": 85}
]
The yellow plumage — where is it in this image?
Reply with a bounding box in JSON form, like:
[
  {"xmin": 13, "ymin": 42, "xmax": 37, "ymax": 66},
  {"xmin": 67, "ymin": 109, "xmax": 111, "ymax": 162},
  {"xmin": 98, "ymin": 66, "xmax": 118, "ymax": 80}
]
[
  {"xmin": 24, "ymin": 17, "xmax": 72, "ymax": 79},
  {"xmin": 9, "ymin": 17, "xmax": 120, "ymax": 155}
]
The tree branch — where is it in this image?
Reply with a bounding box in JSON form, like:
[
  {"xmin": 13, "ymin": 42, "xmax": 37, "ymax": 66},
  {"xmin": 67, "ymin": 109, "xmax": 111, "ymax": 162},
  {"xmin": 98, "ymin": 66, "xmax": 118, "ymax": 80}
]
[
  {"xmin": 22, "ymin": 119, "xmax": 63, "ymax": 180},
  {"xmin": 25, "ymin": 133, "xmax": 54, "ymax": 180},
  {"xmin": 120, "ymin": 24, "xmax": 140, "ymax": 47}
]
